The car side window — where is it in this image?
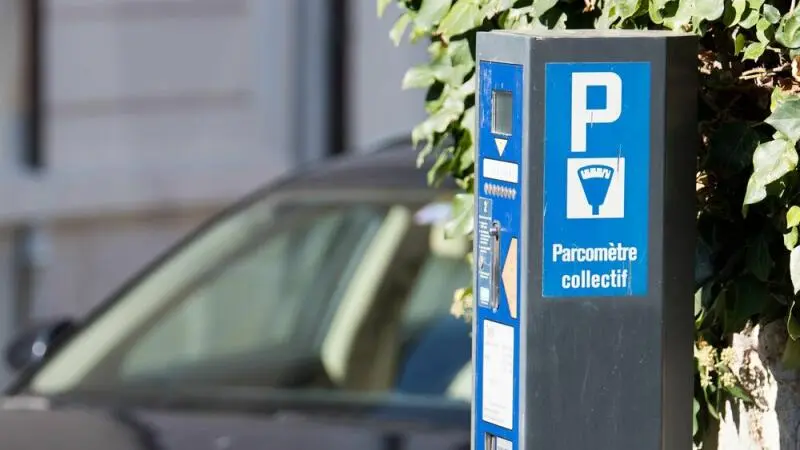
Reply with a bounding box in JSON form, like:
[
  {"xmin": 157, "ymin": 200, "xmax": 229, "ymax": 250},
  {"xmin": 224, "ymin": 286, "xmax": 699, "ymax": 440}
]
[
  {"xmin": 119, "ymin": 205, "xmax": 387, "ymax": 381},
  {"xmin": 392, "ymin": 223, "xmax": 472, "ymax": 400},
  {"xmin": 315, "ymin": 214, "xmax": 472, "ymax": 401},
  {"xmin": 28, "ymin": 196, "xmax": 472, "ymax": 400},
  {"xmin": 336, "ymin": 216, "xmax": 473, "ymax": 400}
]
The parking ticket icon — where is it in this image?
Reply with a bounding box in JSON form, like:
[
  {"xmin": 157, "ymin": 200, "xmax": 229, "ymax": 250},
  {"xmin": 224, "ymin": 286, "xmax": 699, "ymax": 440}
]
[
  {"xmin": 566, "ymin": 157, "xmax": 625, "ymax": 219},
  {"xmin": 578, "ymin": 164, "xmax": 613, "ymax": 215}
]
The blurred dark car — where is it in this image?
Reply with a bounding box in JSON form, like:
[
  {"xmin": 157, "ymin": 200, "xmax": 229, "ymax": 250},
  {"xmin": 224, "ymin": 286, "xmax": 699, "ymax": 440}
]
[{"xmin": 0, "ymin": 139, "xmax": 473, "ymax": 450}]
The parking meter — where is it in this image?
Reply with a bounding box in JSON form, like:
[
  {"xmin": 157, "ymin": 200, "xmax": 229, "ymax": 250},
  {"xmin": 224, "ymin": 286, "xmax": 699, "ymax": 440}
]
[{"xmin": 472, "ymin": 30, "xmax": 697, "ymax": 450}]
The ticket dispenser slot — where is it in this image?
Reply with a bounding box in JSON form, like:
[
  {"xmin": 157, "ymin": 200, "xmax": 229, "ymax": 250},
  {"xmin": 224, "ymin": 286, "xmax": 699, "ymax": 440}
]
[{"xmin": 485, "ymin": 433, "xmax": 512, "ymax": 450}]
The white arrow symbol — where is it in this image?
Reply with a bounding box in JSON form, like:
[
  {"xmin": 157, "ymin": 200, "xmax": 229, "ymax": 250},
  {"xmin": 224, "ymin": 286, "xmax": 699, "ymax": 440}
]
[{"xmin": 495, "ymin": 138, "xmax": 507, "ymax": 156}]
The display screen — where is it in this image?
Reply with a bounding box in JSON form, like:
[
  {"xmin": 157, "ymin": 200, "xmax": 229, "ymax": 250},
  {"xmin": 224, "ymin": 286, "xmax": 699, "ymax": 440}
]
[{"xmin": 492, "ymin": 90, "xmax": 513, "ymax": 135}]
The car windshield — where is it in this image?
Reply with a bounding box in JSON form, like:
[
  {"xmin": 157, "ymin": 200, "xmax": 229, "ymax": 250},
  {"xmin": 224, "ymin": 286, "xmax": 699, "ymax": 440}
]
[{"xmin": 24, "ymin": 187, "xmax": 473, "ymax": 404}]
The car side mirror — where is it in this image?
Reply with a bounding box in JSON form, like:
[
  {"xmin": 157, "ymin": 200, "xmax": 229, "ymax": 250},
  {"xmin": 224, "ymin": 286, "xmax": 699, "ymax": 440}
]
[{"xmin": 5, "ymin": 318, "xmax": 77, "ymax": 372}]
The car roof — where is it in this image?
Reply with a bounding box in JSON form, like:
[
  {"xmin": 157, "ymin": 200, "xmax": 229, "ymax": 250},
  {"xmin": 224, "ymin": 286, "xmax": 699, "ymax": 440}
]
[
  {"xmin": 222, "ymin": 137, "xmax": 458, "ymax": 214},
  {"xmin": 267, "ymin": 137, "xmax": 456, "ymax": 192}
]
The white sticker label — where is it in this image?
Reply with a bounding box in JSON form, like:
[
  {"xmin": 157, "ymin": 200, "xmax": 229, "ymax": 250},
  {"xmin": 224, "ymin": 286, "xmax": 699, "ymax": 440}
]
[
  {"xmin": 482, "ymin": 158, "xmax": 519, "ymax": 184},
  {"xmin": 495, "ymin": 437, "xmax": 513, "ymax": 450},
  {"xmin": 482, "ymin": 320, "xmax": 515, "ymax": 430}
]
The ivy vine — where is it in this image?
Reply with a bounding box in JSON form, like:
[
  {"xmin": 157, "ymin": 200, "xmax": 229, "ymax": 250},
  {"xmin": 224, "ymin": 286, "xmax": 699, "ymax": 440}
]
[{"xmin": 380, "ymin": 0, "xmax": 800, "ymax": 446}]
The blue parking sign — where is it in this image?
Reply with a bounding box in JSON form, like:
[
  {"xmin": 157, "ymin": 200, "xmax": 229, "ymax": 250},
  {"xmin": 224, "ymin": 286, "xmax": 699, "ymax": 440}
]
[{"xmin": 542, "ymin": 62, "xmax": 651, "ymax": 298}]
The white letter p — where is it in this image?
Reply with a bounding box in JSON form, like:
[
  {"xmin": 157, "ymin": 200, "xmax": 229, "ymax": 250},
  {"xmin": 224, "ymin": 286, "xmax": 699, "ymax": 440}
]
[{"xmin": 571, "ymin": 72, "xmax": 622, "ymax": 153}]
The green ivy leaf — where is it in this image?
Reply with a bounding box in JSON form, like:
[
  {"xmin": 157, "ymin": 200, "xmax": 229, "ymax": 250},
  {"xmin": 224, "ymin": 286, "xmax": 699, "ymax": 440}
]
[
  {"xmin": 765, "ymin": 98, "xmax": 800, "ymax": 143},
  {"xmin": 409, "ymin": 24, "xmax": 431, "ymax": 43},
  {"xmin": 734, "ymin": 30, "xmax": 747, "ymax": 54},
  {"xmin": 540, "ymin": 9, "xmax": 568, "ymax": 29},
  {"xmin": 533, "ymin": 0, "xmax": 560, "ymax": 17},
  {"xmin": 789, "ymin": 206, "xmax": 800, "ymax": 228},
  {"xmin": 747, "ymin": 0, "xmax": 765, "ymax": 10},
  {"xmin": 703, "ymin": 387, "xmax": 720, "ymax": 420},
  {"xmin": 786, "ymin": 227, "xmax": 799, "ymax": 250},
  {"xmin": 782, "ymin": 337, "xmax": 800, "ymax": 369},
  {"xmin": 708, "ymin": 122, "xmax": 760, "ymax": 177},
  {"xmin": 789, "ymin": 302, "xmax": 800, "ymax": 339},
  {"xmin": 403, "ymin": 47, "xmax": 473, "ymax": 90},
  {"xmin": 743, "ymin": 138, "xmax": 799, "ymax": 205},
  {"xmin": 501, "ymin": 6, "xmax": 533, "ymax": 28},
  {"xmin": 727, "ymin": 276, "xmax": 769, "ymax": 331},
  {"xmin": 747, "ymin": 236, "xmax": 773, "ymax": 281},
  {"xmin": 445, "ymin": 193, "xmax": 474, "ymax": 238},
  {"xmin": 763, "ymin": 3, "xmax": 781, "ymax": 23},
  {"xmin": 662, "ymin": 0, "xmax": 695, "ymax": 29},
  {"xmin": 378, "ymin": 0, "xmax": 394, "ymax": 17},
  {"xmin": 771, "ymin": 87, "xmax": 794, "ymax": 112},
  {"xmin": 428, "ymin": 147, "xmax": 454, "ymax": 185},
  {"xmin": 448, "ymin": 39, "xmax": 475, "ymax": 69},
  {"xmin": 784, "ymin": 302, "xmax": 800, "ymax": 369},
  {"xmin": 414, "ymin": 0, "xmax": 452, "ymax": 30},
  {"xmin": 695, "ymin": 286, "xmax": 704, "ymax": 316},
  {"xmin": 615, "ymin": 0, "xmax": 643, "ymax": 20},
  {"xmin": 791, "ymin": 247, "xmax": 800, "ymax": 293},
  {"xmin": 458, "ymin": 141, "xmax": 475, "ymax": 172},
  {"xmin": 390, "ymin": 13, "xmax": 412, "ymax": 45},
  {"xmin": 724, "ymin": 0, "xmax": 747, "ymax": 26},
  {"xmin": 461, "ymin": 105, "xmax": 476, "ymax": 138},
  {"xmin": 743, "ymin": 177, "xmax": 767, "ymax": 205},
  {"xmin": 725, "ymin": 384, "xmax": 753, "ymax": 402},
  {"xmin": 438, "ymin": 0, "xmax": 484, "ymax": 40},
  {"xmin": 742, "ymin": 41, "xmax": 767, "ymax": 60},
  {"xmin": 649, "ymin": 0, "xmax": 668, "ymax": 23},
  {"xmin": 483, "ymin": 0, "xmax": 517, "ymax": 18},
  {"xmin": 696, "ymin": 0, "xmax": 725, "ymax": 21},
  {"xmin": 426, "ymin": 41, "xmax": 447, "ymax": 59},
  {"xmin": 413, "ymin": 103, "xmax": 463, "ymax": 138},
  {"xmin": 739, "ymin": 8, "xmax": 760, "ymax": 28},
  {"xmin": 693, "ymin": 398, "xmax": 700, "ymax": 437},
  {"xmin": 415, "ymin": 136, "xmax": 441, "ymax": 167},
  {"xmin": 757, "ymin": 18, "xmax": 775, "ymax": 43},
  {"xmin": 458, "ymin": 73, "xmax": 476, "ymax": 97},
  {"xmin": 402, "ymin": 65, "xmax": 438, "ymax": 89},
  {"xmin": 756, "ymin": 138, "xmax": 799, "ymax": 182},
  {"xmin": 412, "ymin": 81, "xmax": 470, "ymax": 153},
  {"xmin": 777, "ymin": 11, "xmax": 800, "ymax": 48}
]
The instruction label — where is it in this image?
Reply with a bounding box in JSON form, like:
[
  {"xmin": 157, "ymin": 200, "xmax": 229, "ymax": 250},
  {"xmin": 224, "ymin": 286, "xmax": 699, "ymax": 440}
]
[
  {"xmin": 477, "ymin": 197, "xmax": 494, "ymax": 308},
  {"xmin": 542, "ymin": 62, "xmax": 651, "ymax": 298},
  {"xmin": 481, "ymin": 319, "xmax": 515, "ymax": 429}
]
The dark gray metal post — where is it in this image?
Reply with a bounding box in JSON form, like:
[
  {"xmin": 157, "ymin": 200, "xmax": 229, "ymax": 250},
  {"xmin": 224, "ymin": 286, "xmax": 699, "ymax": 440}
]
[{"xmin": 472, "ymin": 30, "xmax": 697, "ymax": 450}]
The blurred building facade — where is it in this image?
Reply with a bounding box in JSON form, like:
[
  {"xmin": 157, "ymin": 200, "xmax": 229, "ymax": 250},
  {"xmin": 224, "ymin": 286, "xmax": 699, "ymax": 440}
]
[{"xmin": 0, "ymin": 0, "xmax": 427, "ymax": 383}]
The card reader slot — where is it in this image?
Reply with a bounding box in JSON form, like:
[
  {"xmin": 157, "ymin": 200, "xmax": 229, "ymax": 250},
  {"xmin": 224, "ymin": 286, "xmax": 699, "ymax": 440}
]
[{"xmin": 490, "ymin": 221, "xmax": 501, "ymax": 311}]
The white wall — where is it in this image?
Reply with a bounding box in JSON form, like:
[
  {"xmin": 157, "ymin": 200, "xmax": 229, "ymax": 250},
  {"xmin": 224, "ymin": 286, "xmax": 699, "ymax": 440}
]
[{"xmin": 349, "ymin": 2, "xmax": 428, "ymax": 152}]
